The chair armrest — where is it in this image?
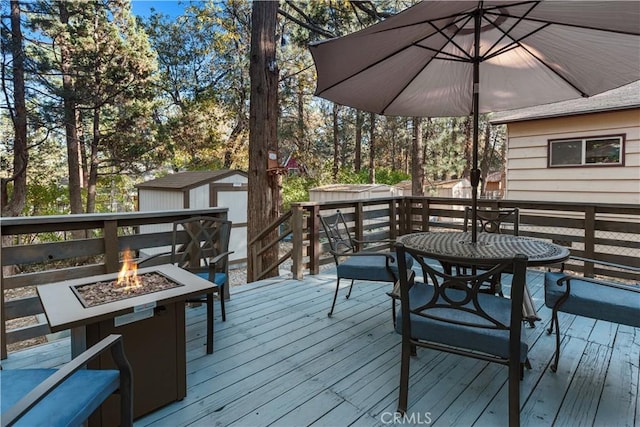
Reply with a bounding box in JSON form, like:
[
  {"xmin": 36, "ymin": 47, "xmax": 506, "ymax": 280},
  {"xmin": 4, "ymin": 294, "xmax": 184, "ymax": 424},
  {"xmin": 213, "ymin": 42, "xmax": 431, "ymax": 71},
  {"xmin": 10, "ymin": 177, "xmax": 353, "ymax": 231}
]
[
  {"xmin": 329, "ymin": 250, "xmax": 396, "ymax": 264},
  {"xmin": 352, "ymin": 238, "xmax": 395, "ymax": 245},
  {"xmin": 3, "ymin": 334, "xmax": 132, "ymax": 427},
  {"xmin": 137, "ymin": 251, "xmax": 172, "ymax": 267},
  {"xmin": 569, "ymin": 256, "xmax": 640, "ymax": 273},
  {"xmin": 556, "ymin": 274, "xmax": 640, "ymax": 293},
  {"xmin": 208, "ymin": 250, "xmax": 234, "ymax": 266}
]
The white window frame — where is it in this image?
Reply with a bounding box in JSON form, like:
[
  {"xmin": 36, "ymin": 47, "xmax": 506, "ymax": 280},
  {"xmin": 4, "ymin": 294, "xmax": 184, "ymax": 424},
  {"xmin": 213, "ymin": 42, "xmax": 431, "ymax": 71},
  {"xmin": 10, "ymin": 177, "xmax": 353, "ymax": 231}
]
[{"xmin": 548, "ymin": 134, "xmax": 625, "ymax": 168}]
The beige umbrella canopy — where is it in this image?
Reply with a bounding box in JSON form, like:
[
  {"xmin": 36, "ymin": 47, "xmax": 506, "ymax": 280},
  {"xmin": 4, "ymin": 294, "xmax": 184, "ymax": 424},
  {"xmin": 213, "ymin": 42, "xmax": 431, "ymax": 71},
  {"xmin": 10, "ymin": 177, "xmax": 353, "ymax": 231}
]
[{"xmin": 310, "ymin": 1, "xmax": 640, "ymax": 242}]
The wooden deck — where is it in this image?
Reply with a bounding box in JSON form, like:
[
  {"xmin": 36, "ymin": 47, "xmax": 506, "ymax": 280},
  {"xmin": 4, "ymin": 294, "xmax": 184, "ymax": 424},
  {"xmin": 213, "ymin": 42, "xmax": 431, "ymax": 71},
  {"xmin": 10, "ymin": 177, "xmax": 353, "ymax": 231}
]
[{"xmin": 3, "ymin": 268, "xmax": 638, "ymax": 426}]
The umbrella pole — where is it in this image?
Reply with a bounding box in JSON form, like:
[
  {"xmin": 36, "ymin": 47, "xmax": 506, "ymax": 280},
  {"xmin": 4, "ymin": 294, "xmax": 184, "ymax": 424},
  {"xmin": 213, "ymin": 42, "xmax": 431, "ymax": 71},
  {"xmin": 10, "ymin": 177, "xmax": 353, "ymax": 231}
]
[{"xmin": 470, "ymin": 9, "xmax": 482, "ymax": 244}]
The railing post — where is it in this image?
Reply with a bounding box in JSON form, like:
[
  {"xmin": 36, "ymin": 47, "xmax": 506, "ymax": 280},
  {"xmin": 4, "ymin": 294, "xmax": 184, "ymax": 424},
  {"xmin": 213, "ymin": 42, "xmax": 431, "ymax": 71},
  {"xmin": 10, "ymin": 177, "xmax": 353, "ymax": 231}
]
[
  {"xmin": 1, "ymin": 265, "xmax": 6, "ymax": 359},
  {"xmin": 421, "ymin": 197, "xmax": 430, "ymax": 232},
  {"xmin": 397, "ymin": 197, "xmax": 404, "ymax": 235},
  {"xmin": 355, "ymin": 202, "xmax": 364, "ymax": 250},
  {"xmin": 389, "ymin": 199, "xmax": 398, "ymax": 240},
  {"xmin": 584, "ymin": 206, "xmax": 596, "ymax": 277},
  {"xmin": 104, "ymin": 220, "xmax": 120, "ymax": 273},
  {"xmin": 251, "ymin": 239, "xmax": 262, "ymax": 283},
  {"xmin": 308, "ymin": 204, "xmax": 320, "ymax": 275},
  {"xmin": 291, "ymin": 204, "xmax": 304, "ymax": 280}
]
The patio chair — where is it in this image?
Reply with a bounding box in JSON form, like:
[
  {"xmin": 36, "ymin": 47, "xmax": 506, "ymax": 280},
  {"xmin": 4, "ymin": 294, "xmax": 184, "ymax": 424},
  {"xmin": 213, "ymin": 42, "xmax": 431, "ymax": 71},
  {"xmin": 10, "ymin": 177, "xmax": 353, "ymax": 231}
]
[
  {"xmin": 140, "ymin": 216, "xmax": 233, "ymax": 354},
  {"xmin": 394, "ymin": 243, "xmax": 529, "ymax": 427},
  {"xmin": 0, "ymin": 334, "xmax": 132, "ymax": 427},
  {"xmin": 318, "ymin": 210, "xmax": 412, "ymax": 319},
  {"xmin": 544, "ymin": 257, "xmax": 640, "ymax": 372},
  {"xmin": 462, "ymin": 207, "xmax": 520, "ymax": 296}
]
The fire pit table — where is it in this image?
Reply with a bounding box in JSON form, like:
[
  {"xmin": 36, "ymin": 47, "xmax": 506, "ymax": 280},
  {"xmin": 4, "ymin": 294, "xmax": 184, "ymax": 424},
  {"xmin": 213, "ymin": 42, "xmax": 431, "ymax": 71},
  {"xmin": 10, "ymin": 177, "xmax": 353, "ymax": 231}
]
[{"xmin": 37, "ymin": 263, "xmax": 217, "ymax": 426}]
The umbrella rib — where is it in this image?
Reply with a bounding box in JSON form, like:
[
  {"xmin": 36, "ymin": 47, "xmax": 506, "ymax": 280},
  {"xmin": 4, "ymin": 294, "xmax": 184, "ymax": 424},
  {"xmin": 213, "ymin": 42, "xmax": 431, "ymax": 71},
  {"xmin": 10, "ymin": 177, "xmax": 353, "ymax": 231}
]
[
  {"xmin": 483, "ymin": 22, "xmax": 551, "ymax": 61},
  {"xmin": 517, "ymin": 43, "xmax": 590, "ymax": 97},
  {"xmin": 315, "ymin": 14, "xmax": 475, "ymax": 96},
  {"xmin": 378, "ymin": 55, "xmax": 435, "ymax": 115},
  {"xmin": 427, "ymin": 13, "xmax": 475, "ymax": 62},
  {"xmin": 481, "ymin": 2, "xmax": 540, "ymax": 59},
  {"xmin": 484, "ymin": 9, "xmax": 640, "ymax": 37},
  {"xmin": 378, "ymin": 14, "xmax": 480, "ymax": 114}
]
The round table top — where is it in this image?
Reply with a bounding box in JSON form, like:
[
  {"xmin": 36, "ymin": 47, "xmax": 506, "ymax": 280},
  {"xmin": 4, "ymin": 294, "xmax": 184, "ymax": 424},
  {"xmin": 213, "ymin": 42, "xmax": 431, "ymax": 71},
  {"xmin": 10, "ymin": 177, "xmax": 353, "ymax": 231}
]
[{"xmin": 397, "ymin": 231, "xmax": 570, "ymax": 266}]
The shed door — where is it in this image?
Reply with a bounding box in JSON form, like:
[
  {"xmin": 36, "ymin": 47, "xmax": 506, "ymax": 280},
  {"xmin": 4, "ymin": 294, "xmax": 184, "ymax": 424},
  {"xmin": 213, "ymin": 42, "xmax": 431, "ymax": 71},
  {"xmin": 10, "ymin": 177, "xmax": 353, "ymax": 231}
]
[{"xmin": 211, "ymin": 183, "xmax": 248, "ymax": 265}]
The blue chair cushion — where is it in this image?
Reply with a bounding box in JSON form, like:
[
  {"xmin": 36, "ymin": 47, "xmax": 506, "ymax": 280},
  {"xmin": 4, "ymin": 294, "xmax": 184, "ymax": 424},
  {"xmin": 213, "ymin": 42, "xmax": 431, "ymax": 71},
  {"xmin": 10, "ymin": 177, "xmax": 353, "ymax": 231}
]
[
  {"xmin": 395, "ymin": 282, "xmax": 528, "ymax": 362},
  {"xmin": 337, "ymin": 252, "xmax": 413, "ymax": 282},
  {"xmin": 1, "ymin": 368, "xmax": 119, "ymax": 427},
  {"xmin": 195, "ymin": 272, "xmax": 227, "ymax": 286},
  {"xmin": 544, "ymin": 272, "xmax": 640, "ymax": 327}
]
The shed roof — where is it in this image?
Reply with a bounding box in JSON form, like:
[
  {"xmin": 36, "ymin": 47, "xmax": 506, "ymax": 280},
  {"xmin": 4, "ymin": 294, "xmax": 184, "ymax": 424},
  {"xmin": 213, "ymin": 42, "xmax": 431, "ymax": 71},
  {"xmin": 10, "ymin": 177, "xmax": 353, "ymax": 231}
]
[
  {"xmin": 491, "ymin": 80, "xmax": 640, "ymax": 124},
  {"xmin": 309, "ymin": 184, "xmax": 392, "ymax": 193},
  {"xmin": 427, "ymin": 178, "xmax": 470, "ymax": 189},
  {"xmin": 136, "ymin": 170, "xmax": 247, "ymax": 190}
]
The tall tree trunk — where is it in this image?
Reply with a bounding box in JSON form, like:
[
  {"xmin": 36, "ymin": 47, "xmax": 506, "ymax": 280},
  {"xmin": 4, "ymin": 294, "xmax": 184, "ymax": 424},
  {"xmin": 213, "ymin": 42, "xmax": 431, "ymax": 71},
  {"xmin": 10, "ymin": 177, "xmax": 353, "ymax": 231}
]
[
  {"xmin": 332, "ymin": 103, "xmax": 339, "ymax": 180},
  {"xmin": 462, "ymin": 116, "xmax": 472, "ymax": 180},
  {"xmin": 368, "ymin": 112, "xmax": 376, "ymax": 183},
  {"xmin": 411, "ymin": 117, "xmax": 425, "ymax": 196},
  {"xmin": 224, "ymin": 117, "xmax": 246, "ymax": 168},
  {"xmin": 2, "ymin": 0, "xmax": 29, "ymax": 359},
  {"xmin": 1, "ymin": 0, "xmax": 29, "ymax": 217},
  {"xmin": 247, "ymin": 1, "xmax": 280, "ymax": 281},
  {"xmin": 354, "ymin": 110, "xmax": 363, "ymax": 172},
  {"xmin": 479, "ymin": 120, "xmax": 492, "ymax": 195},
  {"xmin": 297, "ymin": 81, "xmax": 305, "ymax": 151},
  {"xmin": 59, "ymin": 2, "xmax": 83, "ymax": 215},
  {"xmin": 86, "ymin": 108, "xmax": 100, "ymax": 213}
]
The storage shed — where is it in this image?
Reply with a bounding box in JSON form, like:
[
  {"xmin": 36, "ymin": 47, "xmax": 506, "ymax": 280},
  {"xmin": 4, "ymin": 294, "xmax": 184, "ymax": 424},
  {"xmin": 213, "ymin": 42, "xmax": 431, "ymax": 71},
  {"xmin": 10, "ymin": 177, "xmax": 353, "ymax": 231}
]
[
  {"xmin": 427, "ymin": 178, "xmax": 472, "ymax": 199},
  {"xmin": 136, "ymin": 170, "xmax": 248, "ymax": 265},
  {"xmin": 309, "ymin": 184, "xmax": 396, "ymax": 203}
]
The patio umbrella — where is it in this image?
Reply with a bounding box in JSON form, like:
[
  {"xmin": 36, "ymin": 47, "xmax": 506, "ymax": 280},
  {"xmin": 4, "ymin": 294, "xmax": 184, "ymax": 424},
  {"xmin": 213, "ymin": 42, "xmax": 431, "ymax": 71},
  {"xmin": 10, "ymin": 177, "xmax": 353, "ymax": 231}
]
[{"xmin": 309, "ymin": 1, "xmax": 640, "ymax": 242}]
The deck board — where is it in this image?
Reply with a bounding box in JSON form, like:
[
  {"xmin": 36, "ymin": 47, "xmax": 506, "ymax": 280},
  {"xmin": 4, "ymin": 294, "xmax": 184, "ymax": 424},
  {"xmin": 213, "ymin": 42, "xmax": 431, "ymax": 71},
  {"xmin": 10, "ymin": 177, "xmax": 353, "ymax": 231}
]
[{"xmin": 2, "ymin": 269, "xmax": 638, "ymax": 427}]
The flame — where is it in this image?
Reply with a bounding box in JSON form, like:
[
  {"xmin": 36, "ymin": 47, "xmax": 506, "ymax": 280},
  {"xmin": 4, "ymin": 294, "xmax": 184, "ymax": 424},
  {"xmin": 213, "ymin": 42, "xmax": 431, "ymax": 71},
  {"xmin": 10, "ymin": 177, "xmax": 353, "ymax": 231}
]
[{"xmin": 116, "ymin": 249, "xmax": 141, "ymax": 291}]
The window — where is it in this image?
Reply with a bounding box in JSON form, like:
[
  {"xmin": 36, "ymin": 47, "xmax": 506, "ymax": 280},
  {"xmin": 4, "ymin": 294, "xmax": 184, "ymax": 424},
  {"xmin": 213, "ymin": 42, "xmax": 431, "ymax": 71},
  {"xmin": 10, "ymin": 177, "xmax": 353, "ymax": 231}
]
[{"xmin": 548, "ymin": 135, "xmax": 624, "ymax": 167}]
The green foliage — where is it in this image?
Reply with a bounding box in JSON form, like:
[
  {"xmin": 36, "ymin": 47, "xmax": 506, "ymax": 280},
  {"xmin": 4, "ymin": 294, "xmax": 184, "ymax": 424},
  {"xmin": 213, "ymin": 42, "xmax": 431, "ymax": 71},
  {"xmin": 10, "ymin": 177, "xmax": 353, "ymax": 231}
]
[
  {"xmin": 25, "ymin": 182, "xmax": 68, "ymax": 217},
  {"xmin": 281, "ymin": 174, "xmax": 318, "ymax": 210},
  {"xmin": 373, "ymin": 168, "xmax": 411, "ymax": 185}
]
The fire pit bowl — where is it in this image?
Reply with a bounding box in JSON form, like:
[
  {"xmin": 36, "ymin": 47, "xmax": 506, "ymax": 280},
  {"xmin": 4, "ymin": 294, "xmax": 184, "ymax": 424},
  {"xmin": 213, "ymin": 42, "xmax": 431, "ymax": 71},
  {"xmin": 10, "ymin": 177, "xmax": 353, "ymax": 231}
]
[{"xmin": 72, "ymin": 272, "xmax": 183, "ymax": 308}]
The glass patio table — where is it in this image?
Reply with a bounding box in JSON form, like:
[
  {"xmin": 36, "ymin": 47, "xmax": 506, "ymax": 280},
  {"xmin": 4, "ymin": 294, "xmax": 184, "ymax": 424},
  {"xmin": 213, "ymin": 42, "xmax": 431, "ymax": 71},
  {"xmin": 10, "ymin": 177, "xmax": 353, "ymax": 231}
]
[{"xmin": 396, "ymin": 231, "xmax": 571, "ymax": 323}]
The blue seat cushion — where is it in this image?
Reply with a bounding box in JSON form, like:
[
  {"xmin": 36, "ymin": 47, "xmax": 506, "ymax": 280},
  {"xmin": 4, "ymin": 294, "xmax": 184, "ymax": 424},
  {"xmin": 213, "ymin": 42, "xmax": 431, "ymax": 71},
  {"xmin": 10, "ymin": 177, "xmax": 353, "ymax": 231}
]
[
  {"xmin": 544, "ymin": 272, "xmax": 640, "ymax": 327},
  {"xmin": 195, "ymin": 272, "xmax": 227, "ymax": 286},
  {"xmin": 1, "ymin": 369, "xmax": 119, "ymax": 427},
  {"xmin": 337, "ymin": 252, "xmax": 413, "ymax": 282},
  {"xmin": 395, "ymin": 282, "xmax": 528, "ymax": 362}
]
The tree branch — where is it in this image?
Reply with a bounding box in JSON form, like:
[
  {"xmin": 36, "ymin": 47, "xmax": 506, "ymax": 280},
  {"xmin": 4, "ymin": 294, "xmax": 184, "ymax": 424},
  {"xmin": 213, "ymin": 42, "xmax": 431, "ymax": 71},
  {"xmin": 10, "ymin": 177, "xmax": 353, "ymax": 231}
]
[{"xmin": 277, "ymin": 7, "xmax": 335, "ymax": 39}]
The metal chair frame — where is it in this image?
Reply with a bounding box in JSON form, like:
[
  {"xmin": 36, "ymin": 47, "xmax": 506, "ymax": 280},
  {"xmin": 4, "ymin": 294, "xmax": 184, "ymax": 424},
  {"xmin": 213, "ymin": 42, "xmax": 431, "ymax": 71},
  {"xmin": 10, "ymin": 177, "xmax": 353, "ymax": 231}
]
[
  {"xmin": 461, "ymin": 207, "xmax": 521, "ymax": 296},
  {"xmin": 140, "ymin": 216, "xmax": 232, "ymax": 354},
  {"xmin": 395, "ymin": 243, "xmax": 528, "ymax": 427},
  {"xmin": 172, "ymin": 216, "xmax": 233, "ymax": 354},
  {"xmin": 319, "ymin": 210, "xmax": 397, "ymax": 318}
]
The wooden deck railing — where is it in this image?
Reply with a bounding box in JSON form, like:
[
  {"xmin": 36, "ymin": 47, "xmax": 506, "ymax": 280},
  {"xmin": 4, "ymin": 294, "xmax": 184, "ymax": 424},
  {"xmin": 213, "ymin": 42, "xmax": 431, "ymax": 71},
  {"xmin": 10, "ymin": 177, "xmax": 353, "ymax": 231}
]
[
  {"xmin": 1, "ymin": 208, "xmax": 227, "ymax": 358},
  {"xmin": 277, "ymin": 197, "xmax": 640, "ymax": 282},
  {"xmin": 3, "ymin": 197, "xmax": 639, "ymax": 356}
]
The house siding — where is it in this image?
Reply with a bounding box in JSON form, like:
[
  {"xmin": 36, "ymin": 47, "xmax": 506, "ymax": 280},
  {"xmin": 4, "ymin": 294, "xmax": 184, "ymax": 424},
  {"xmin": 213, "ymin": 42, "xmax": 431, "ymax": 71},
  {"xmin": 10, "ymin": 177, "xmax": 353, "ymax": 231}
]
[{"xmin": 505, "ymin": 109, "xmax": 640, "ymax": 204}]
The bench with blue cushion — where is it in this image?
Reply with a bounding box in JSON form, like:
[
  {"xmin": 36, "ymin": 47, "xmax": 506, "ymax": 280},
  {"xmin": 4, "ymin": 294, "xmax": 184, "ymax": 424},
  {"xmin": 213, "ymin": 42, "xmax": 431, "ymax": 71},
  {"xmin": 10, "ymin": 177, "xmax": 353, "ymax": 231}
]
[
  {"xmin": 1, "ymin": 334, "xmax": 132, "ymax": 427},
  {"xmin": 544, "ymin": 257, "xmax": 640, "ymax": 372}
]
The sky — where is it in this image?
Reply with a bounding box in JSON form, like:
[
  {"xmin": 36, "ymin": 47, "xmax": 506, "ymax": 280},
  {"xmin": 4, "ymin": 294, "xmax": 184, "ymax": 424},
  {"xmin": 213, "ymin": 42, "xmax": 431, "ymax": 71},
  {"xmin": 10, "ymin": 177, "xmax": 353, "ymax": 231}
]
[{"xmin": 130, "ymin": 0, "xmax": 196, "ymax": 19}]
